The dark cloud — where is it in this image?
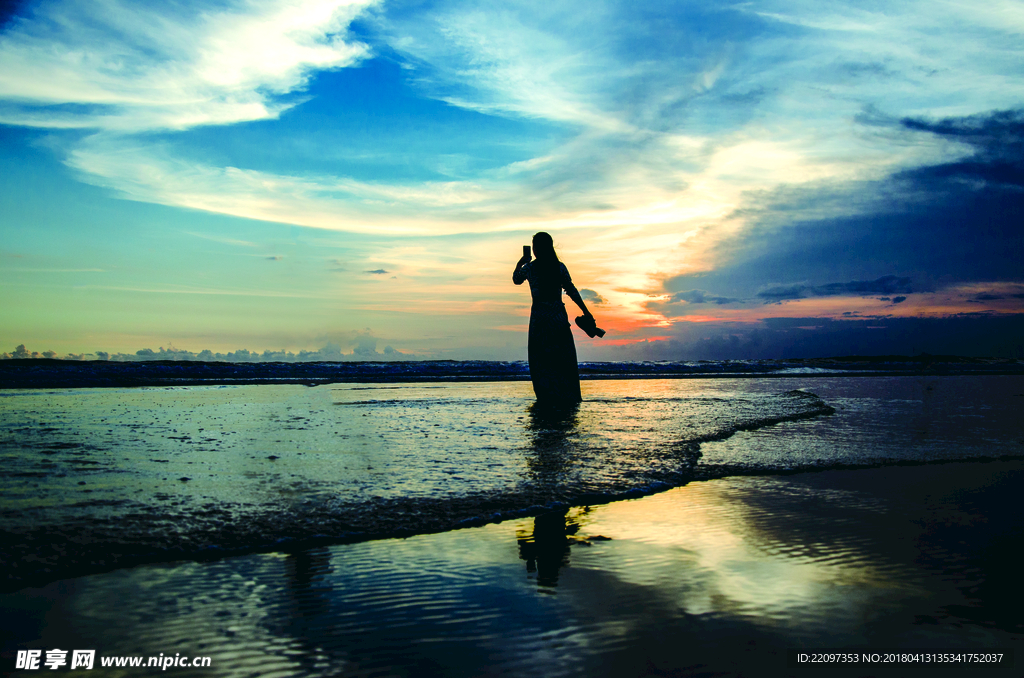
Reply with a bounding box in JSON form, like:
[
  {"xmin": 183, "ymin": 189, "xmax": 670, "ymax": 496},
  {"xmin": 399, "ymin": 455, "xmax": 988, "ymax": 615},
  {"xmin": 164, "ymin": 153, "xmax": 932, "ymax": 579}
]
[
  {"xmin": 756, "ymin": 276, "xmax": 913, "ymax": 301},
  {"xmin": 901, "ymin": 109, "xmax": 1024, "ymax": 188},
  {"xmin": 663, "ymin": 109, "xmax": 1024, "ymax": 307},
  {"xmin": 580, "ymin": 288, "xmax": 606, "ymax": 304},
  {"xmin": 753, "ymin": 283, "xmax": 805, "ymax": 301},
  {"xmin": 669, "ymin": 289, "xmax": 738, "ymax": 305},
  {"xmin": 266, "ymin": 255, "xmax": 283, "ymax": 261},
  {"xmin": 364, "ymin": 269, "xmax": 388, "ymax": 275},
  {"xmin": 891, "ymin": 296, "xmax": 907, "ymax": 304},
  {"xmin": 582, "ymin": 314, "xmax": 1024, "ymax": 361},
  {"xmin": 966, "ymin": 287, "xmax": 1024, "ymax": 304},
  {"xmin": 645, "ymin": 288, "xmax": 741, "ymax": 317}
]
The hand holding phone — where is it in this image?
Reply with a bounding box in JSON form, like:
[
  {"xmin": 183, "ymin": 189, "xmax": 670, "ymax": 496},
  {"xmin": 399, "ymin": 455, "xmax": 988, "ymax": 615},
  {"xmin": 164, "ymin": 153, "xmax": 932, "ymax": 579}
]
[{"xmin": 523, "ymin": 245, "xmax": 531, "ymax": 259}]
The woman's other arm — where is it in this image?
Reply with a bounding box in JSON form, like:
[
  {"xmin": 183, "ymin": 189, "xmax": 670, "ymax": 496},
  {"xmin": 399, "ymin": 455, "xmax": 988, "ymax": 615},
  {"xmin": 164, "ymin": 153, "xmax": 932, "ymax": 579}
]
[
  {"xmin": 565, "ymin": 286, "xmax": 592, "ymax": 317},
  {"xmin": 561, "ymin": 265, "xmax": 593, "ymax": 317}
]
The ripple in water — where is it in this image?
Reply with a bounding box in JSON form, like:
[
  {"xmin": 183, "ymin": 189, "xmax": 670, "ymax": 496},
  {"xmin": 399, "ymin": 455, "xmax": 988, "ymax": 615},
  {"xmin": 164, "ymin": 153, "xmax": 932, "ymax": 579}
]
[
  {"xmin": 1, "ymin": 379, "xmax": 833, "ymax": 588},
  {"xmin": 5, "ymin": 462, "xmax": 1021, "ymax": 677}
]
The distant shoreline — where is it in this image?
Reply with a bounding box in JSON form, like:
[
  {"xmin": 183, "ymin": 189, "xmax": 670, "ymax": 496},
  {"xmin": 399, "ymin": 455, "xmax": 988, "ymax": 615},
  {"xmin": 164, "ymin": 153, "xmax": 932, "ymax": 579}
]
[{"xmin": 1, "ymin": 356, "xmax": 1021, "ymax": 389}]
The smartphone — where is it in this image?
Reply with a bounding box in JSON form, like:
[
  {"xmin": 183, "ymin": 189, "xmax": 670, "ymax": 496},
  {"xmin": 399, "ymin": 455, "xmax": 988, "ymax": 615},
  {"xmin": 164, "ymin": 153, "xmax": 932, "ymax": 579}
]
[{"xmin": 523, "ymin": 245, "xmax": 531, "ymax": 258}]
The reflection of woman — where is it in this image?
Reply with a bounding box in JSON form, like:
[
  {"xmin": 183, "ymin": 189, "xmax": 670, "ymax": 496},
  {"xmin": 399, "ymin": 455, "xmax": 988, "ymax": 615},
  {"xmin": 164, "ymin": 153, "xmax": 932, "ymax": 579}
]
[{"xmin": 513, "ymin": 232, "xmax": 594, "ymax": 406}]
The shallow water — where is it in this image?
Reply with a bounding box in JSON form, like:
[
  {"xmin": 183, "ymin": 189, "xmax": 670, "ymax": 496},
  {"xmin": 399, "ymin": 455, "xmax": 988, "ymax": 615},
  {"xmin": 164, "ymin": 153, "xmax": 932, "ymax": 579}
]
[
  {"xmin": 2, "ymin": 377, "xmax": 1023, "ymax": 589},
  {"xmin": 2, "ymin": 379, "xmax": 835, "ymax": 588},
  {"xmin": 3, "ymin": 376, "xmax": 1024, "ymax": 676},
  {"xmin": 4, "ymin": 462, "xmax": 1021, "ymax": 677},
  {"xmin": 2, "ymin": 376, "xmax": 1024, "ymax": 589},
  {"xmin": 700, "ymin": 375, "xmax": 1024, "ymax": 470}
]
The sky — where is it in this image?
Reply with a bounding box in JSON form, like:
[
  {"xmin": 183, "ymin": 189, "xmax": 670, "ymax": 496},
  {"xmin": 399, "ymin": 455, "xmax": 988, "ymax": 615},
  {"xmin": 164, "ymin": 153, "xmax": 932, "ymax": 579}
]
[{"xmin": 1, "ymin": 0, "xmax": 1022, "ymax": 361}]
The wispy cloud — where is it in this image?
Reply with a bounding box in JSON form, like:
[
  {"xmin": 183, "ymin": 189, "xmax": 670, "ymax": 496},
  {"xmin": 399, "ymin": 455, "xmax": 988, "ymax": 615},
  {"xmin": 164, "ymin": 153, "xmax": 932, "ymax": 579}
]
[
  {"xmin": 183, "ymin": 231, "xmax": 258, "ymax": 247},
  {"xmin": 3, "ymin": 0, "xmax": 986, "ymax": 241},
  {"xmin": 668, "ymin": 289, "xmax": 738, "ymax": 305},
  {"xmin": 757, "ymin": 276, "xmax": 914, "ymax": 302},
  {"xmin": 0, "ymin": 0, "xmax": 376, "ymax": 131},
  {"xmin": 3, "ymin": 0, "xmax": 1007, "ymax": 250}
]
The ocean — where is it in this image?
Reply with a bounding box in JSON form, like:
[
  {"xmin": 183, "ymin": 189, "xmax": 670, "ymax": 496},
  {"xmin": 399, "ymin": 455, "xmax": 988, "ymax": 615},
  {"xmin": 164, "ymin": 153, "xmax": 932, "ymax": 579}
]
[{"xmin": 2, "ymin": 361, "xmax": 1023, "ymax": 676}]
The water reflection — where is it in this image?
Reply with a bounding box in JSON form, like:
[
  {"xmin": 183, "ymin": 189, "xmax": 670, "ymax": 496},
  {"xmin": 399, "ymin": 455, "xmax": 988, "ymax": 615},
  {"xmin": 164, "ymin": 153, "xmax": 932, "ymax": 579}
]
[
  {"xmin": 518, "ymin": 405, "xmax": 582, "ymax": 589},
  {"xmin": 4, "ymin": 463, "xmax": 1022, "ymax": 677},
  {"xmin": 284, "ymin": 546, "xmax": 333, "ymax": 621},
  {"xmin": 516, "ymin": 509, "xmax": 578, "ymax": 589},
  {"xmin": 279, "ymin": 547, "xmax": 336, "ymax": 675},
  {"xmin": 526, "ymin": 400, "xmax": 579, "ymax": 436},
  {"xmin": 525, "ymin": 401, "xmax": 580, "ymax": 487}
]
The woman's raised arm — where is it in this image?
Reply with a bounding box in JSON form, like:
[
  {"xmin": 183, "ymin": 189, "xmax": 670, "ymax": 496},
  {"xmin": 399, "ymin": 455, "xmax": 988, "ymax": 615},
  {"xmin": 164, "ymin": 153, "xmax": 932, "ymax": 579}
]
[{"xmin": 512, "ymin": 256, "xmax": 530, "ymax": 284}]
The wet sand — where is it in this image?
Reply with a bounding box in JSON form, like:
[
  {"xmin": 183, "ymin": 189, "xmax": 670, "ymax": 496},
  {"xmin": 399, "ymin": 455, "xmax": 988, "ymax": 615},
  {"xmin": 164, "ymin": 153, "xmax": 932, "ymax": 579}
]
[{"xmin": 3, "ymin": 460, "xmax": 1022, "ymax": 677}]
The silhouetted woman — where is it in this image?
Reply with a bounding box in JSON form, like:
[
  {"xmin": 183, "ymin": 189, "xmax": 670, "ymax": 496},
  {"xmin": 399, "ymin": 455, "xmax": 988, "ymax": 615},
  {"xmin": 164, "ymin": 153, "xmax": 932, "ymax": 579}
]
[{"xmin": 513, "ymin": 232, "xmax": 594, "ymax": 406}]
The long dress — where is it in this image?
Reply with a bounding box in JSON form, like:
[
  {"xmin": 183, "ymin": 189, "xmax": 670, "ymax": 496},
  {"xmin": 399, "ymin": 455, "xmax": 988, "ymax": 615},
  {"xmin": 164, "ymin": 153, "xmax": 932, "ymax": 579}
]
[{"xmin": 513, "ymin": 260, "xmax": 582, "ymax": 406}]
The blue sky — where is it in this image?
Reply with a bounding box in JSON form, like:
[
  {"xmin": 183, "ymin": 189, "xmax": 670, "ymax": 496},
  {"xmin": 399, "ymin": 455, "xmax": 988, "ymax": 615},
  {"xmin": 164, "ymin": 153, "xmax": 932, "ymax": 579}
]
[{"xmin": 1, "ymin": 0, "xmax": 1023, "ymax": 360}]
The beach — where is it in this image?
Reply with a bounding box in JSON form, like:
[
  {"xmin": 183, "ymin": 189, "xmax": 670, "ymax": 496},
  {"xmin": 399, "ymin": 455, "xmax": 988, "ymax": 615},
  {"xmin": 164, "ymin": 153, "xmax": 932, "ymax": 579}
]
[
  {"xmin": 2, "ymin": 371, "xmax": 1023, "ymax": 676},
  {"xmin": 4, "ymin": 0, "xmax": 1024, "ymax": 674}
]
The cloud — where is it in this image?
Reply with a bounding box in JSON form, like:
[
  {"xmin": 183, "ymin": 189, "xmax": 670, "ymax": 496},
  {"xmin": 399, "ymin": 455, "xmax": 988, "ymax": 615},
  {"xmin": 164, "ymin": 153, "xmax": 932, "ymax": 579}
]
[
  {"xmin": 901, "ymin": 109, "xmax": 1024, "ymax": 189},
  {"xmin": 645, "ymin": 288, "xmax": 742, "ymax": 317},
  {"xmin": 665, "ymin": 108, "xmax": 1024, "ymax": 303},
  {"xmin": 9, "ymin": 0, "xmax": 980, "ymax": 243},
  {"xmin": 583, "ymin": 314, "xmax": 1024, "ymax": 361},
  {"xmin": 377, "ymin": 2, "xmax": 631, "ymax": 131},
  {"xmin": 63, "ymin": 136, "xmax": 510, "ymax": 235},
  {"xmin": 0, "ymin": 0, "xmax": 1003, "ymax": 254},
  {"xmin": 3, "ymin": 335, "xmax": 414, "ymax": 362},
  {"xmin": 183, "ymin": 231, "xmax": 257, "ymax": 247},
  {"xmin": 364, "ymin": 268, "xmax": 388, "ymax": 275},
  {"xmin": 964, "ymin": 284, "xmax": 1024, "ymax": 304},
  {"xmin": 0, "ymin": 0, "xmax": 376, "ymax": 132},
  {"xmin": 579, "ymin": 288, "xmax": 605, "ymax": 304},
  {"xmin": 668, "ymin": 289, "xmax": 739, "ymax": 305},
  {"xmin": 757, "ymin": 276, "xmax": 914, "ymax": 301},
  {"xmin": 351, "ymin": 332, "xmax": 377, "ymax": 356}
]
